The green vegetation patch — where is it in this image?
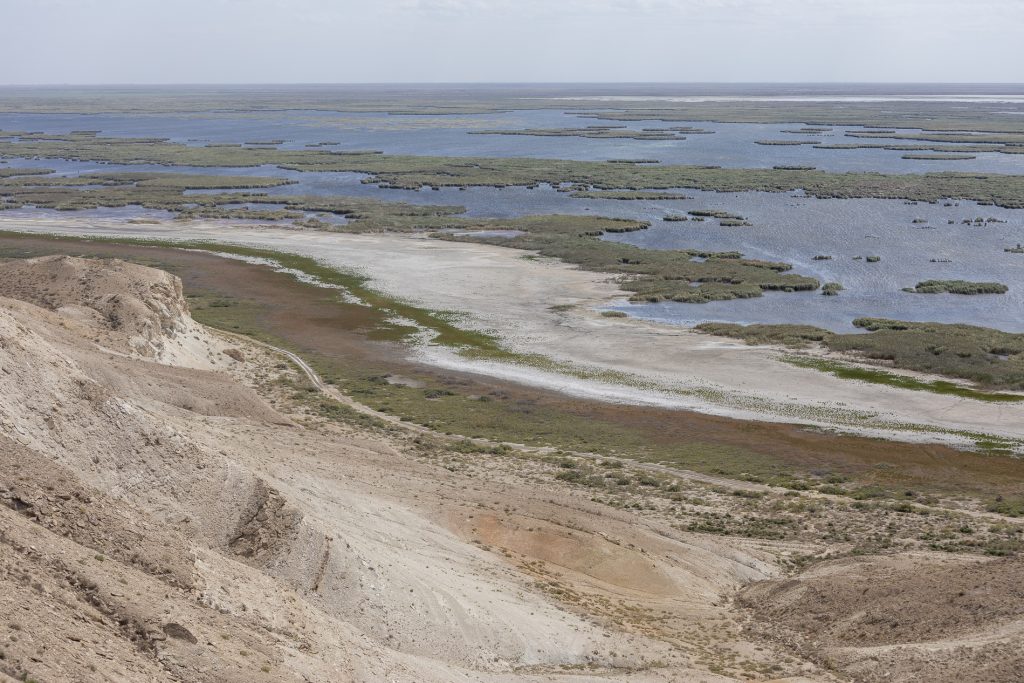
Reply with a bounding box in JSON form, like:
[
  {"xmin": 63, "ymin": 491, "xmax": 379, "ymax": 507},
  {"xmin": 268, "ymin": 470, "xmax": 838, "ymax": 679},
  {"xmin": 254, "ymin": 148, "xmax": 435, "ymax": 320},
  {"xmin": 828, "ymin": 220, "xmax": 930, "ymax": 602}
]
[
  {"xmin": 841, "ymin": 131, "xmax": 1024, "ymax": 155},
  {"xmin": 469, "ymin": 126, "xmax": 687, "ymax": 141},
  {"xmin": 568, "ymin": 190, "xmax": 691, "ymax": 200},
  {"xmin": 754, "ymin": 140, "xmax": 818, "ymax": 146},
  {"xmin": 987, "ymin": 496, "xmax": 1024, "ymax": 517},
  {"xmin": 836, "ymin": 318, "xmax": 1024, "ymax": 390},
  {"xmin": 847, "ymin": 131, "xmax": 1024, "ymax": 144},
  {"xmin": 688, "ymin": 209, "xmax": 746, "ymax": 220},
  {"xmin": 461, "ymin": 227, "xmax": 818, "ymax": 303},
  {"xmin": 577, "ymin": 99, "xmax": 1024, "ymax": 134},
  {"xmin": 695, "ymin": 322, "xmax": 833, "ymax": 347},
  {"xmin": 0, "ymin": 167, "xmax": 54, "ymax": 178},
  {"xmin": 783, "ymin": 127, "xmax": 833, "ymax": 134},
  {"xmin": 902, "ymin": 154, "xmax": 977, "ymax": 161},
  {"xmin": 5, "ymin": 131, "xmax": 1024, "ymax": 207},
  {"xmin": 817, "ymin": 143, "xmax": 1002, "ymax": 154},
  {"xmin": 905, "ymin": 280, "xmax": 1008, "ymax": 295},
  {"xmin": 783, "ymin": 356, "xmax": 1024, "ymax": 403},
  {"xmin": 697, "ymin": 318, "xmax": 1024, "ymax": 392}
]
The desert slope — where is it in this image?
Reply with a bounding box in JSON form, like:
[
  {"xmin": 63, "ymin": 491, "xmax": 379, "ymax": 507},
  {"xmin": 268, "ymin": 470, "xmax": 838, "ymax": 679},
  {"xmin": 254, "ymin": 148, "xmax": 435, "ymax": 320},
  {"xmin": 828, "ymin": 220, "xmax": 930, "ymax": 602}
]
[{"xmin": 0, "ymin": 255, "xmax": 801, "ymax": 681}]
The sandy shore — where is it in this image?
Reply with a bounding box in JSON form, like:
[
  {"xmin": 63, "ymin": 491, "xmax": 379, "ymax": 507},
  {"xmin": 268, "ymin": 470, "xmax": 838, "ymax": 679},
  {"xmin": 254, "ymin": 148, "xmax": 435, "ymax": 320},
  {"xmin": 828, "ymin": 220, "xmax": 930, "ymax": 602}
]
[{"xmin": 3, "ymin": 215, "xmax": 1022, "ymax": 447}]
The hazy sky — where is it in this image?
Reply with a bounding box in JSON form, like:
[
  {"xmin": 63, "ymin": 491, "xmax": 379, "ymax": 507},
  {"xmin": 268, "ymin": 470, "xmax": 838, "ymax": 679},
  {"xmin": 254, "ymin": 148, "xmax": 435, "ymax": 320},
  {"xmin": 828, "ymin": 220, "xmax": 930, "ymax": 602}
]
[{"xmin": 2, "ymin": 0, "xmax": 1022, "ymax": 84}]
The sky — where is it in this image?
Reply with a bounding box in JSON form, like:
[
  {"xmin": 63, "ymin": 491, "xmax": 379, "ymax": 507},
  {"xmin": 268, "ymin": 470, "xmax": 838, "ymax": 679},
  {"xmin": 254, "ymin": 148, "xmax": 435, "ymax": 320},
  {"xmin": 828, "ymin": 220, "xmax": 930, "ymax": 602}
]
[{"xmin": 1, "ymin": 0, "xmax": 1022, "ymax": 84}]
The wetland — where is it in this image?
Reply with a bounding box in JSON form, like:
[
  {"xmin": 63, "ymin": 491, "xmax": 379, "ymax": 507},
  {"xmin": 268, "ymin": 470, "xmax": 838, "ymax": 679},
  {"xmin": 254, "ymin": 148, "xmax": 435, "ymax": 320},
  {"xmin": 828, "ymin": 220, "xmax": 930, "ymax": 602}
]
[{"xmin": 0, "ymin": 84, "xmax": 1022, "ymax": 417}]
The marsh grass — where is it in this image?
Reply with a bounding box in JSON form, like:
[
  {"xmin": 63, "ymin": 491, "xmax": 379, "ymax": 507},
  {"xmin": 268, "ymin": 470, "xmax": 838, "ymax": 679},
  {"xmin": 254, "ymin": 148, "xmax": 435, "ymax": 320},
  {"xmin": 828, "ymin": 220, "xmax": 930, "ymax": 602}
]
[
  {"xmin": 578, "ymin": 100, "xmax": 1024, "ymax": 134},
  {"xmin": 568, "ymin": 190, "xmax": 690, "ymax": 200},
  {"xmin": 5, "ymin": 132, "xmax": 1024, "ymax": 207},
  {"xmin": 688, "ymin": 210, "xmax": 746, "ymax": 219},
  {"xmin": 461, "ymin": 229, "xmax": 818, "ymax": 303},
  {"xmin": 782, "ymin": 356, "xmax": 1024, "ymax": 403},
  {"xmin": 906, "ymin": 280, "xmax": 1008, "ymax": 295},
  {"xmin": 698, "ymin": 319, "xmax": 1024, "ymax": 391},
  {"xmin": 0, "ymin": 167, "xmax": 53, "ymax": 178},
  {"xmin": 469, "ymin": 127, "xmax": 686, "ymax": 141},
  {"xmin": 818, "ymin": 143, "xmax": 1003, "ymax": 154},
  {"xmin": 902, "ymin": 154, "xmax": 977, "ymax": 161}
]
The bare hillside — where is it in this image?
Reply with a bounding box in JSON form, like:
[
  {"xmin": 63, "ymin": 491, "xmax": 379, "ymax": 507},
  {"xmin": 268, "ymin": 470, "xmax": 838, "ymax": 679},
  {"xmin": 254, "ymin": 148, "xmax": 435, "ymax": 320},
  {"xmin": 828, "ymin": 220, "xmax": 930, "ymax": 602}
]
[
  {"xmin": 0, "ymin": 256, "xmax": 783, "ymax": 681},
  {"xmin": 1, "ymin": 255, "xmax": 1021, "ymax": 683}
]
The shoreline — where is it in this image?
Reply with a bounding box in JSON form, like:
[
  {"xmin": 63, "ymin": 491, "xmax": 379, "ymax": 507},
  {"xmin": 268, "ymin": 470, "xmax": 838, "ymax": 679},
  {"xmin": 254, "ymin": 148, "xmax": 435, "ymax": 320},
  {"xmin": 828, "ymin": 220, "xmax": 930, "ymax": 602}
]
[{"xmin": 1, "ymin": 214, "xmax": 1022, "ymax": 449}]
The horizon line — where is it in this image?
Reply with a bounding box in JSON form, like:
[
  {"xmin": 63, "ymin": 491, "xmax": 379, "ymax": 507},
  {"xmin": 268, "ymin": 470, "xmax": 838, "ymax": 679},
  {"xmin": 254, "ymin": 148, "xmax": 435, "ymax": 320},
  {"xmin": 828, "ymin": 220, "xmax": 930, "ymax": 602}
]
[{"xmin": 3, "ymin": 81, "xmax": 1024, "ymax": 88}]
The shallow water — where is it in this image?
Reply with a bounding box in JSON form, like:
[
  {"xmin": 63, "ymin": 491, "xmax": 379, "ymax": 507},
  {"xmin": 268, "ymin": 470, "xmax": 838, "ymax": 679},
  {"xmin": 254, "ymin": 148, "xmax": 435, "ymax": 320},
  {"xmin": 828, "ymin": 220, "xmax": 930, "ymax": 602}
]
[
  {"xmin": 3, "ymin": 109, "xmax": 1024, "ymax": 174},
  {"xmin": 1, "ymin": 107, "xmax": 1023, "ymax": 332},
  {"xmin": 589, "ymin": 192, "xmax": 1024, "ymax": 331}
]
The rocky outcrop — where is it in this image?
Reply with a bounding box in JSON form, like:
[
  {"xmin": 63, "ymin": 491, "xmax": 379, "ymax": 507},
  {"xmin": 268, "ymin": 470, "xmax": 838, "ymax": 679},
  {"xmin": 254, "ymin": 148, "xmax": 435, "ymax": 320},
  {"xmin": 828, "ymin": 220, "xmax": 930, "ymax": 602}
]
[{"xmin": 0, "ymin": 255, "xmax": 232, "ymax": 368}]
